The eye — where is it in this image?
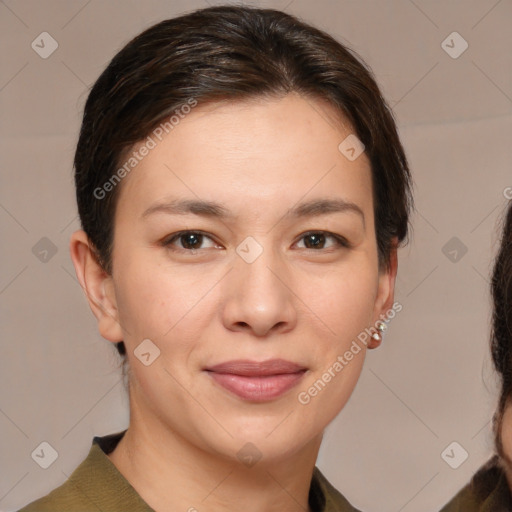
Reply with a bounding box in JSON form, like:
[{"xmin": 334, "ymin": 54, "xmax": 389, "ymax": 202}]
[
  {"xmin": 162, "ymin": 230, "xmax": 350, "ymax": 254},
  {"xmin": 162, "ymin": 231, "xmax": 220, "ymax": 252},
  {"xmin": 295, "ymin": 231, "xmax": 350, "ymax": 250}
]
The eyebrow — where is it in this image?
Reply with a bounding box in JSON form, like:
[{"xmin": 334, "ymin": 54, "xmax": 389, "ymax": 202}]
[{"xmin": 141, "ymin": 197, "xmax": 365, "ymax": 224}]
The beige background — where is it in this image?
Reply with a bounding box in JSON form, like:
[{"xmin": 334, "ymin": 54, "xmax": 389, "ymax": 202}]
[{"xmin": 1, "ymin": 1, "xmax": 511, "ymax": 511}]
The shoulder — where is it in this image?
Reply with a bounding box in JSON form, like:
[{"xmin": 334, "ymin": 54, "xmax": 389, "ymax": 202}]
[
  {"xmin": 440, "ymin": 456, "xmax": 512, "ymax": 512},
  {"xmin": 17, "ymin": 439, "xmax": 108, "ymax": 511},
  {"xmin": 16, "ymin": 477, "xmax": 93, "ymax": 511},
  {"xmin": 16, "ymin": 430, "xmax": 152, "ymax": 512},
  {"xmin": 312, "ymin": 466, "xmax": 363, "ymax": 512}
]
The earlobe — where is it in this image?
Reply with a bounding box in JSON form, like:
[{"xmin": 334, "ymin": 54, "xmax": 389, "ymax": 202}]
[
  {"xmin": 368, "ymin": 240, "xmax": 398, "ymax": 349},
  {"xmin": 69, "ymin": 230, "xmax": 124, "ymax": 343}
]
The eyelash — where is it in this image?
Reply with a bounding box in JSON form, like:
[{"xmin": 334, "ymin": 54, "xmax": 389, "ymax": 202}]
[{"xmin": 161, "ymin": 230, "xmax": 351, "ymax": 253}]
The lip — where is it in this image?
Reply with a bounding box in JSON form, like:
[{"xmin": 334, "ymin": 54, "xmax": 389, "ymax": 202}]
[{"xmin": 204, "ymin": 359, "xmax": 307, "ymax": 402}]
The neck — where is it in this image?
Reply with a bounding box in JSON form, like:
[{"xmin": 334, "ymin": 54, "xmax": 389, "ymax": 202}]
[{"xmin": 107, "ymin": 385, "xmax": 322, "ymax": 512}]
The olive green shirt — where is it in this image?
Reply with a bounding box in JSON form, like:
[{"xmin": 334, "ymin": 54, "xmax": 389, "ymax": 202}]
[
  {"xmin": 439, "ymin": 456, "xmax": 512, "ymax": 512},
  {"xmin": 18, "ymin": 430, "xmax": 362, "ymax": 512}
]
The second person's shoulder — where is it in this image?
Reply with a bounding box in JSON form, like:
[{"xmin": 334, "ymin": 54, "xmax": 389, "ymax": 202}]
[{"xmin": 439, "ymin": 455, "xmax": 512, "ymax": 512}]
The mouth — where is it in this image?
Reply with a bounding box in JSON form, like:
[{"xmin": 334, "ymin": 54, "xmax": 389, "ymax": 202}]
[{"xmin": 204, "ymin": 359, "xmax": 308, "ymax": 402}]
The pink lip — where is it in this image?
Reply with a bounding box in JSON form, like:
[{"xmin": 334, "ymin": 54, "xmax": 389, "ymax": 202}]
[{"xmin": 205, "ymin": 359, "xmax": 307, "ymax": 402}]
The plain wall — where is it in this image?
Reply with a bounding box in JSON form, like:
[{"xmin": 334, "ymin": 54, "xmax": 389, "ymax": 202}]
[{"xmin": 1, "ymin": 1, "xmax": 511, "ymax": 511}]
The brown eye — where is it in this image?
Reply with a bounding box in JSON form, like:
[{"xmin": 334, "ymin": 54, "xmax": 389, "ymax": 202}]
[
  {"xmin": 163, "ymin": 231, "xmax": 217, "ymax": 251},
  {"xmin": 296, "ymin": 231, "xmax": 349, "ymax": 250},
  {"xmin": 178, "ymin": 233, "xmax": 203, "ymax": 250},
  {"xmin": 303, "ymin": 233, "xmax": 326, "ymax": 249}
]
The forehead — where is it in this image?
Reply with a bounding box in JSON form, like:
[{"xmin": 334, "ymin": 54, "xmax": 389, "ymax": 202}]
[{"xmin": 115, "ymin": 93, "xmax": 373, "ymax": 218}]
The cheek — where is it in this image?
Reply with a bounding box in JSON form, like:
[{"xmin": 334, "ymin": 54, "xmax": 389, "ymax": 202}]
[
  {"xmin": 293, "ymin": 266, "xmax": 377, "ymax": 410},
  {"xmin": 114, "ymin": 259, "xmax": 202, "ymax": 344},
  {"xmin": 295, "ymin": 346, "xmax": 365, "ymax": 436},
  {"xmin": 310, "ymin": 265, "xmax": 378, "ymax": 340}
]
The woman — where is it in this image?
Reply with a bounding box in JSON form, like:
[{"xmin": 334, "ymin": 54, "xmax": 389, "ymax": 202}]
[
  {"xmin": 441, "ymin": 202, "xmax": 512, "ymax": 511},
  {"xmin": 18, "ymin": 5, "xmax": 412, "ymax": 511}
]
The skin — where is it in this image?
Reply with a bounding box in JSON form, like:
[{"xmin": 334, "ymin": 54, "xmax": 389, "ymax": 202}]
[
  {"xmin": 500, "ymin": 404, "xmax": 512, "ymax": 489},
  {"xmin": 70, "ymin": 92, "xmax": 398, "ymax": 512}
]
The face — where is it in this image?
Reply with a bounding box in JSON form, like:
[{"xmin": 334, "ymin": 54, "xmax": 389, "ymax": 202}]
[{"xmin": 72, "ymin": 93, "xmax": 396, "ymax": 464}]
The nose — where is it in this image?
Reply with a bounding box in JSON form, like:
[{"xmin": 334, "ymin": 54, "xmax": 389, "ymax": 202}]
[{"xmin": 221, "ymin": 243, "xmax": 298, "ymax": 338}]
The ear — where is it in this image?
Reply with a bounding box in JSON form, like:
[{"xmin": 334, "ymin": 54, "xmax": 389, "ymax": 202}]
[
  {"xmin": 368, "ymin": 238, "xmax": 398, "ymax": 349},
  {"xmin": 69, "ymin": 230, "xmax": 124, "ymax": 343}
]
